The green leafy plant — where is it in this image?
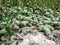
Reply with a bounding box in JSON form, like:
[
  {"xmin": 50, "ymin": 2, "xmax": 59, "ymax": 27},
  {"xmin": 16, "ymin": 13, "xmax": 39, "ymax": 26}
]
[{"xmin": 0, "ymin": 2, "xmax": 60, "ymax": 45}]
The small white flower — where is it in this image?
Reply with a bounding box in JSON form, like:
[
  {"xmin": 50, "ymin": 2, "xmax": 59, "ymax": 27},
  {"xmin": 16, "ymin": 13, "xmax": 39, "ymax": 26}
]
[
  {"xmin": 12, "ymin": 18, "xmax": 16, "ymax": 21},
  {"xmin": 53, "ymin": 21, "xmax": 58, "ymax": 24},
  {"xmin": 24, "ymin": 7, "xmax": 27, "ymax": 9},
  {"xmin": 13, "ymin": 10, "xmax": 17, "ymax": 13},
  {"xmin": 48, "ymin": 9, "xmax": 52, "ymax": 11},
  {"xmin": 4, "ymin": 10, "xmax": 7, "ymax": 13},
  {"xmin": 22, "ymin": 21, "xmax": 28, "ymax": 24},
  {"xmin": 45, "ymin": 12, "xmax": 50, "ymax": 15},
  {"xmin": 51, "ymin": 10, "xmax": 53, "ymax": 13},
  {"xmin": 44, "ymin": 9, "xmax": 47, "ymax": 11},
  {"xmin": 18, "ymin": 7, "xmax": 22, "ymax": 10},
  {"xmin": 56, "ymin": 12, "xmax": 59, "ymax": 14},
  {"xmin": 15, "ymin": 20, "xmax": 20, "ymax": 25},
  {"xmin": 23, "ymin": 10, "xmax": 27, "ymax": 13},
  {"xmin": 1, "ymin": 22, "xmax": 7, "ymax": 24}
]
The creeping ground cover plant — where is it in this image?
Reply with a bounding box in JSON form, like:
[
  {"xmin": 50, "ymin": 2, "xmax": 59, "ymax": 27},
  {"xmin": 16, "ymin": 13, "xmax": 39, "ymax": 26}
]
[{"xmin": 0, "ymin": 6, "xmax": 60, "ymax": 44}]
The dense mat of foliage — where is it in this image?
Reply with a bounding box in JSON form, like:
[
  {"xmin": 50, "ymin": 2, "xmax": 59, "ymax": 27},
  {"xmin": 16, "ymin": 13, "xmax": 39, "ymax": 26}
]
[{"xmin": 0, "ymin": 6, "xmax": 60, "ymax": 42}]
